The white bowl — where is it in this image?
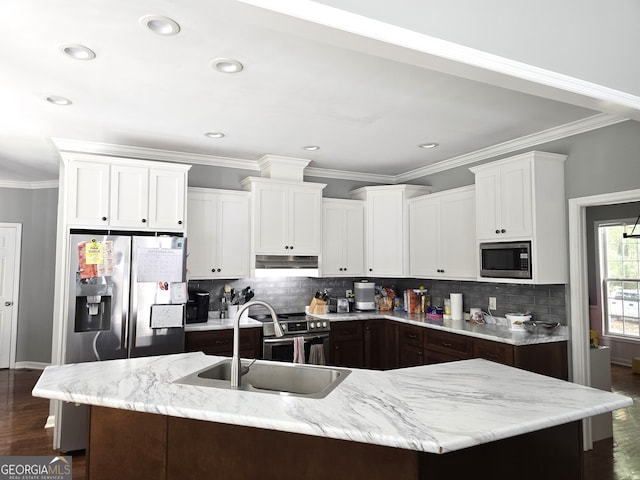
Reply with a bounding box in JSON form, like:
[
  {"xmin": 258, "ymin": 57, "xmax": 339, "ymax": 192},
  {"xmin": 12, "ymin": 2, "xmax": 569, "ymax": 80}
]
[{"xmin": 506, "ymin": 313, "xmax": 531, "ymax": 331}]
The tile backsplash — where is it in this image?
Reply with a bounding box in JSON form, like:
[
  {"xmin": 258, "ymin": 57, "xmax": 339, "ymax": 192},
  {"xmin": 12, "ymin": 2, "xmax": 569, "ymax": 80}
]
[{"xmin": 189, "ymin": 277, "xmax": 567, "ymax": 324}]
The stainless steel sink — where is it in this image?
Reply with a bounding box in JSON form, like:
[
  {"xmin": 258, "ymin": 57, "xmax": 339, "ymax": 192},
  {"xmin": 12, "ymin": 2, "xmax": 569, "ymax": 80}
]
[{"xmin": 174, "ymin": 359, "xmax": 351, "ymax": 399}]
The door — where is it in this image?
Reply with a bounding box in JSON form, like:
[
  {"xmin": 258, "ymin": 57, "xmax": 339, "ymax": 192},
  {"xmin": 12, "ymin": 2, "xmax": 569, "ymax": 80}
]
[
  {"xmin": 253, "ymin": 185, "xmax": 288, "ymax": 254},
  {"xmin": 367, "ymin": 190, "xmax": 405, "ymax": 276},
  {"xmin": 66, "ymin": 234, "xmax": 132, "ymax": 363},
  {"xmin": 66, "ymin": 161, "xmax": 110, "ymax": 227},
  {"xmin": 110, "ymin": 165, "xmax": 149, "ymax": 228},
  {"xmin": 409, "ymin": 196, "xmax": 439, "ymax": 277},
  {"xmin": 0, "ymin": 225, "xmax": 20, "ymax": 369},
  {"xmin": 289, "ymin": 186, "xmax": 321, "ymax": 254},
  {"xmin": 129, "ymin": 236, "xmax": 186, "ymax": 358},
  {"xmin": 217, "ymin": 194, "xmax": 250, "ymax": 277},
  {"xmin": 148, "ymin": 167, "xmax": 186, "ymax": 230}
]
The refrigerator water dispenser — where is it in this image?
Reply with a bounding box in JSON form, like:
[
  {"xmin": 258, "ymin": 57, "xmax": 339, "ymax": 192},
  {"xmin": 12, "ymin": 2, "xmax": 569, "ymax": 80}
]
[{"xmin": 75, "ymin": 285, "xmax": 112, "ymax": 332}]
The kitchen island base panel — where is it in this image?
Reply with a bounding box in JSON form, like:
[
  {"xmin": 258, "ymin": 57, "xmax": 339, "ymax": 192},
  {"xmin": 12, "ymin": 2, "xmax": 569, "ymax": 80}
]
[{"xmin": 88, "ymin": 406, "xmax": 583, "ymax": 480}]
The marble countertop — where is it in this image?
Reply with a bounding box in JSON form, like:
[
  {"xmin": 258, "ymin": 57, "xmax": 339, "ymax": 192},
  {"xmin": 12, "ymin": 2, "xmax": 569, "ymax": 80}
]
[
  {"xmin": 185, "ymin": 316, "xmax": 262, "ymax": 332},
  {"xmin": 311, "ymin": 311, "xmax": 568, "ymax": 346},
  {"xmin": 33, "ymin": 352, "xmax": 631, "ymax": 454}
]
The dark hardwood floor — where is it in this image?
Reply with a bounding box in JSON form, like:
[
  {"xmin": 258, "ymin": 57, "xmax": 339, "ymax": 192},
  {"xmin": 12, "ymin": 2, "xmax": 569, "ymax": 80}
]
[
  {"xmin": 0, "ymin": 368, "xmax": 86, "ymax": 480},
  {"xmin": 1, "ymin": 365, "xmax": 638, "ymax": 480}
]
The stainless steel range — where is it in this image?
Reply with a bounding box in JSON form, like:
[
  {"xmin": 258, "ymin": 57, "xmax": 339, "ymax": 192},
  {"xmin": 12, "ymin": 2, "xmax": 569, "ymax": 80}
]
[{"xmin": 262, "ymin": 313, "xmax": 330, "ymax": 364}]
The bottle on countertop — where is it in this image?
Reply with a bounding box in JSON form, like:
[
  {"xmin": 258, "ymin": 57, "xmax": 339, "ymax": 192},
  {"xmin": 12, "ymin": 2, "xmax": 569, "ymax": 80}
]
[{"xmin": 220, "ymin": 296, "xmax": 227, "ymax": 319}]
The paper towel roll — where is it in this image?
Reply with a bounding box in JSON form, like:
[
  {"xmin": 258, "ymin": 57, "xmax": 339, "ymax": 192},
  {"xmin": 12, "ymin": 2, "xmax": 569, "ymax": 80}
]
[{"xmin": 450, "ymin": 293, "xmax": 463, "ymax": 320}]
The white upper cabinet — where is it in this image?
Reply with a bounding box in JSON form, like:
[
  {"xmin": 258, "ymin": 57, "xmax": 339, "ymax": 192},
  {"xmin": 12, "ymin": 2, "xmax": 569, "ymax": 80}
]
[
  {"xmin": 148, "ymin": 167, "xmax": 188, "ymax": 230},
  {"xmin": 65, "ymin": 153, "xmax": 189, "ymax": 231},
  {"xmin": 473, "ymin": 157, "xmax": 532, "ymax": 240},
  {"xmin": 322, "ymin": 199, "xmax": 365, "ymax": 277},
  {"xmin": 109, "ymin": 165, "xmax": 149, "ymax": 228},
  {"xmin": 470, "ymin": 151, "xmax": 568, "ymax": 284},
  {"xmin": 409, "ymin": 186, "xmax": 476, "ymax": 280},
  {"xmin": 351, "ymin": 185, "xmax": 431, "ymax": 277},
  {"xmin": 187, "ymin": 188, "xmax": 250, "ymax": 279},
  {"xmin": 242, "ymin": 177, "xmax": 326, "ymax": 256},
  {"xmin": 66, "ymin": 160, "xmax": 110, "ymax": 227}
]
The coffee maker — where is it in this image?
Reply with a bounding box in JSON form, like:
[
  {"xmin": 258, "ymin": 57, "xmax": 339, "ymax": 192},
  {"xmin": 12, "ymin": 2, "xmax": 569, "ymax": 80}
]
[
  {"xmin": 354, "ymin": 280, "xmax": 376, "ymax": 311},
  {"xmin": 186, "ymin": 290, "xmax": 210, "ymax": 323}
]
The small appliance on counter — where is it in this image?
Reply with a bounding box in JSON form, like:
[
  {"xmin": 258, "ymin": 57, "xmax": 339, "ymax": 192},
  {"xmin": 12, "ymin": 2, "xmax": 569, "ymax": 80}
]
[
  {"xmin": 187, "ymin": 290, "xmax": 210, "ymax": 323},
  {"xmin": 327, "ymin": 297, "xmax": 350, "ymax": 313},
  {"xmin": 354, "ymin": 280, "xmax": 376, "ymax": 311}
]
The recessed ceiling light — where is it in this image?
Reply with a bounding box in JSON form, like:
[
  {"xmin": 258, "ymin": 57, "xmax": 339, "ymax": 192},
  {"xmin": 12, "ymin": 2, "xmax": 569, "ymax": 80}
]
[
  {"xmin": 140, "ymin": 15, "xmax": 181, "ymax": 35},
  {"xmin": 303, "ymin": 145, "xmax": 320, "ymax": 151},
  {"xmin": 204, "ymin": 132, "xmax": 225, "ymax": 139},
  {"xmin": 45, "ymin": 96, "xmax": 72, "ymax": 105},
  {"xmin": 60, "ymin": 44, "xmax": 96, "ymax": 60},
  {"xmin": 418, "ymin": 143, "xmax": 439, "ymax": 149},
  {"xmin": 211, "ymin": 58, "xmax": 244, "ymax": 74}
]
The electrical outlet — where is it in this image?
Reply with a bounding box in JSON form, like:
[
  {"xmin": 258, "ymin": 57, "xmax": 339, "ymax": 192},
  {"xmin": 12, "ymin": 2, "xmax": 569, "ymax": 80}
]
[
  {"xmin": 489, "ymin": 297, "xmax": 497, "ymax": 310},
  {"xmin": 345, "ymin": 289, "xmax": 353, "ymax": 297}
]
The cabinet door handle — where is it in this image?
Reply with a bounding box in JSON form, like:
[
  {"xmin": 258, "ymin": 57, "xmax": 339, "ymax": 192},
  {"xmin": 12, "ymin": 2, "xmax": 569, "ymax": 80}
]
[
  {"xmin": 102, "ymin": 216, "xmax": 107, "ymax": 221},
  {"xmin": 369, "ymin": 268, "xmax": 373, "ymax": 272},
  {"xmin": 178, "ymin": 220, "xmax": 183, "ymax": 225},
  {"xmin": 141, "ymin": 218, "xmax": 147, "ymax": 223},
  {"xmin": 4, "ymin": 301, "xmax": 12, "ymax": 306},
  {"xmin": 495, "ymin": 229, "xmax": 500, "ymax": 234},
  {"xmin": 290, "ymin": 245, "xmax": 294, "ymax": 250},
  {"xmin": 285, "ymin": 245, "xmax": 289, "ymax": 249},
  {"xmin": 501, "ymin": 229, "xmax": 506, "ymax": 233}
]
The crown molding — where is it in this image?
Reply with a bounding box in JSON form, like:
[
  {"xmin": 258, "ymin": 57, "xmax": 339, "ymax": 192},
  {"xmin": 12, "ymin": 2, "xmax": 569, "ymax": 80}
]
[
  {"xmin": 395, "ymin": 113, "xmax": 628, "ymax": 182},
  {"xmin": 303, "ymin": 166, "xmax": 394, "ymax": 184},
  {"xmin": 0, "ymin": 180, "xmax": 59, "ymax": 190},
  {"xmin": 47, "ymin": 112, "xmax": 626, "ymax": 187},
  {"xmin": 51, "ymin": 138, "xmax": 260, "ymax": 171}
]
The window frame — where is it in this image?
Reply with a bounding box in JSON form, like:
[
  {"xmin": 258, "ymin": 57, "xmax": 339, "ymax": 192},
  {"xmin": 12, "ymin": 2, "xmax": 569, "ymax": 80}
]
[{"xmin": 597, "ymin": 218, "xmax": 640, "ymax": 340}]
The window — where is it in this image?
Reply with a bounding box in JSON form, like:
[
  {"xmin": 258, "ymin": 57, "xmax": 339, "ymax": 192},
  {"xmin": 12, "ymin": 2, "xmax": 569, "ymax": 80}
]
[{"xmin": 599, "ymin": 222, "xmax": 640, "ymax": 338}]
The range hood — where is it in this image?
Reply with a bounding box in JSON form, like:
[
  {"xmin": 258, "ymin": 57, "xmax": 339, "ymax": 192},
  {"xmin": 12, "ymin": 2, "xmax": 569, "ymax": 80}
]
[{"xmin": 254, "ymin": 255, "xmax": 319, "ymax": 277}]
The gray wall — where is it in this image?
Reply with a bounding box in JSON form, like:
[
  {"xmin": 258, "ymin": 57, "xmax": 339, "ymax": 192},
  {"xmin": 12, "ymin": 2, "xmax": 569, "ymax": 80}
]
[{"xmin": 0, "ymin": 187, "xmax": 58, "ymax": 364}]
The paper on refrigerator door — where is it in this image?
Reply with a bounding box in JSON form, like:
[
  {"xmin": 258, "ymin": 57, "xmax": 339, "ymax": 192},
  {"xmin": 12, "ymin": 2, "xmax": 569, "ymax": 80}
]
[
  {"xmin": 136, "ymin": 247, "xmax": 184, "ymax": 282},
  {"xmin": 150, "ymin": 304, "xmax": 184, "ymax": 328}
]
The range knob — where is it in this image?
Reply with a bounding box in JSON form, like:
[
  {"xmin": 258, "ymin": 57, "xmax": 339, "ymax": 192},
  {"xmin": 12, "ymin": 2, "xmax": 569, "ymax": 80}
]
[
  {"xmin": 309, "ymin": 322, "xmax": 315, "ymax": 329},
  {"xmin": 322, "ymin": 322, "xmax": 328, "ymax": 328}
]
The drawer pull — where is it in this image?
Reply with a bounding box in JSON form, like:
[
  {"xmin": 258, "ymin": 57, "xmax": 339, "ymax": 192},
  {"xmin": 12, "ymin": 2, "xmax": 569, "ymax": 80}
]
[
  {"xmin": 442, "ymin": 342, "xmax": 452, "ymax": 347},
  {"xmin": 408, "ymin": 334, "xmax": 417, "ymax": 339}
]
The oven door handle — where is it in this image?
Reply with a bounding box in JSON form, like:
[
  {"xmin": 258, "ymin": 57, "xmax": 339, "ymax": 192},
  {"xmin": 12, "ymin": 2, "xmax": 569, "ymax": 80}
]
[{"xmin": 263, "ymin": 334, "xmax": 329, "ymax": 346}]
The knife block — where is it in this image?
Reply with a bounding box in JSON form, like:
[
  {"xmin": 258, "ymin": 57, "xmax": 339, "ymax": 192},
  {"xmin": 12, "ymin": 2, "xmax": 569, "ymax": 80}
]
[{"xmin": 309, "ymin": 297, "xmax": 327, "ymax": 314}]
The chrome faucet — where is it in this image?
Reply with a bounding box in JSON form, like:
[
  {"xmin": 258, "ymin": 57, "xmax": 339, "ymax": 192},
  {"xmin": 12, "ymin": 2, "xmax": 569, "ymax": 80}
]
[{"xmin": 230, "ymin": 300, "xmax": 284, "ymax": 388}]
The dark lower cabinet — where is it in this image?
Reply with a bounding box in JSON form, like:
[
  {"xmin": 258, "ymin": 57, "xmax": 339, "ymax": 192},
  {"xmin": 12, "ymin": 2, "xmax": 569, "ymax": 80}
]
[
  {"xmin": 364, "ymin": 320, "xmax": 388, "ymax": 370},
  {"xmin": 185, "ymin": 328, "xmax": 262, "ymax": 359},
  {"xmin": 398, "ymin": 324, "xmax": 425, "ymax": 367},
  {"xmin": 424, "ymin": 329, "xmax": 472, "ymax": 364},
  {"xmin": 89, "ymin": 405, "xmax": 584, "ymax": 480},
  {"xmin": 330, "ymin": 321, "xmax": 365, "ymax": 368}
]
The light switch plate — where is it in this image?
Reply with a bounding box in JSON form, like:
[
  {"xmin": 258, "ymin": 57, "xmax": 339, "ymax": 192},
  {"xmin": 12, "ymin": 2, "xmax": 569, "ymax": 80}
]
[{"xmin": 489, "ymin": 297, "xmax": 497, "ymax": 310}]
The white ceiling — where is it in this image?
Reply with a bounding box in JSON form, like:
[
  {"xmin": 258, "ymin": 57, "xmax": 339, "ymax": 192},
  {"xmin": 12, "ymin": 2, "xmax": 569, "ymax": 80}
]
[{"xmin": 0, "ymin": 0, "xmax": 630, "ymax": 185}]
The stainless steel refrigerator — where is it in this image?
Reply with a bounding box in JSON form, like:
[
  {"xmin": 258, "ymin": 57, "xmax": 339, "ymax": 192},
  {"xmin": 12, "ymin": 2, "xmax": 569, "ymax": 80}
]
[{"xmin": 58, "ymin": 231, "xmax": 187, "ymax": 451}]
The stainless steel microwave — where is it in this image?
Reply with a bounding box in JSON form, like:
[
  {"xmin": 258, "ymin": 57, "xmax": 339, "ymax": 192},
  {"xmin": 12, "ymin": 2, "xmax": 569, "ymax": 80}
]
[{"xmin": 480, "ymin": 241, "xmax": 531, "ymax": 279}]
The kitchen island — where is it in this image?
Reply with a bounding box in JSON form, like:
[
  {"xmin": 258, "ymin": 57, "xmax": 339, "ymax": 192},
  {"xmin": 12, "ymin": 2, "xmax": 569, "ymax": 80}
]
[{"xmin": 33, "ymin": 352, "xmax": 630, "ymax": 480}]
